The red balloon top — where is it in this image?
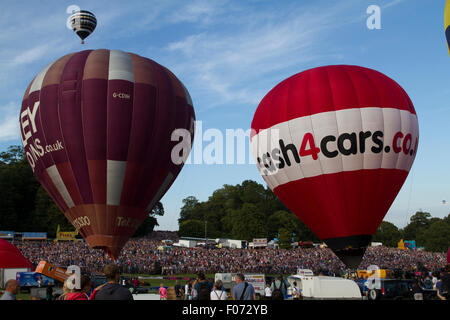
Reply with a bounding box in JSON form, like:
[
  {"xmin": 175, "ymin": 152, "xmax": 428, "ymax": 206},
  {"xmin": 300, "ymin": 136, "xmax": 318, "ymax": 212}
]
[
  {"xmin": 251, "ymin": 65, "xmax": 415, "ymax": 137},
  {"xmin": 0, "ymin": 239, "xmax": 33, "ymax": 269}
]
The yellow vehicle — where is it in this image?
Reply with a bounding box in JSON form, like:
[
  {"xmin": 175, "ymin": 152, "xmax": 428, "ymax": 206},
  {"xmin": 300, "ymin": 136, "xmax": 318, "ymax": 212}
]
[
  {"xmin": 357, "ymin": 269, "xmax": 392, "ymax": 279},
  {"xmin": 157, "ymin": 245, "xmax": 173, "ymax": 252}
]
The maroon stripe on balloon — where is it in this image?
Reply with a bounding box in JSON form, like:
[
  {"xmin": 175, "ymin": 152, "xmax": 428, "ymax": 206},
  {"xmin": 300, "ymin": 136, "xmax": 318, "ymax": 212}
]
[
  {"xmin": 82, "ymin": 79, "xmax": 108, "ymax": 205},
  {"xmin": 146, "ymin": 94, "xmax": 192, "ymax": 209},
  {"xmin": 83, "ymin": 79, "xmax": 108, "ymax": 160},
  {"xmin": 251, "ymin": 65, "xmax": 416, "ymax": 136},
  {"xmin": 106, "ymin": 80, "xmax": 134, "ymax": 161},
  {"xmin": 134, "ymin": 59, "xmax": 176, "ymax": 208},
  {"xmin": 82, "ymin": 49, "xmax": 109, "ymax": 206},
  {"xmin": 120, "ymin": 54, "xmax": 157, "ymax": 206},
  {"xmin": 59, "ymin": 50, "xmax": 93, "ymax": 204},
  {"xmin": 39, "ymin": 85, "xmax": 66, "ymax": 165},
  {"xmin": 120, "ymin": 83, "xmax": 157, "ymax": 206},
  {"xmin": 273, "ymin": 168, "xmax": 409, "ymax": 240},
  {"xmin": 55, "ymin": 162, "xmax": 83, "ymax": 205}
]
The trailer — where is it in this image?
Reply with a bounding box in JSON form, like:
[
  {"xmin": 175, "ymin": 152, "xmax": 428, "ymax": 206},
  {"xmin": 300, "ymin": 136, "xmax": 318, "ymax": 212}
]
[
  {"xmin": 215, "ymin": 273, "xmax": 266, "ymax": 297},
  {"xmin": 286, "ymin": 273, "xmax": 362, "ymax": 300}
]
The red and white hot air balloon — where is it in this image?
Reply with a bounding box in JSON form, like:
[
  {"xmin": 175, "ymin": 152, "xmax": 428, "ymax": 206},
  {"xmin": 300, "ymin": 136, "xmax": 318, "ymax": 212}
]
[
  {"xmin": 251, "ymin": 65, "xmax": 419, "ymax": 268},
  {"xmin": 19, "ymin": 49, "xmax": 195, "ymax": 259}
]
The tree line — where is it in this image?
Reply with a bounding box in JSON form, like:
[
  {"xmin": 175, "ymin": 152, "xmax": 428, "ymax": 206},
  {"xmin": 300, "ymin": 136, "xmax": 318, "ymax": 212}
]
[
  {"xmin": 0, "ymin": 146, "xmax": 163, "ymax": 237},
  {"xmin": 178, "ymin": 181, "xmax": 450, "ymax": 252},
  {"xmin": 0, "ymin": 145, "xmax": 448, "ymax": 252}
]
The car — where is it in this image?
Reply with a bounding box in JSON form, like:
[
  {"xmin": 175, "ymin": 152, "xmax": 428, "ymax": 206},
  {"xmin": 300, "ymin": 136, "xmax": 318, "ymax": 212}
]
[{"xmin": 366, "ymin": 279, "xmax": 415, "ymax": 300}]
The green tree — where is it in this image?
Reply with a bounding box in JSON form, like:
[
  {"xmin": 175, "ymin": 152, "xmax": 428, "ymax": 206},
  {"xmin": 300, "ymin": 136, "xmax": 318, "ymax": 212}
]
[
  {"xmin": 267, "ymin": 210, "xmax": 298, "ymax": 239},
  {"xmin": 0, "ymin": 146, "xmax": 40, "ymax": 231},
  {"xmin": 178, "ymin": 196, "xmax": 200, "ymax": 224},
  {"xmin": 33, "ymin": 186, "xmax": 72, "ymax": 236},
  {"xmin": 278, "ymin": 228, "xmax": 292, "ymax": 249},
  {"xmin": 373, "ymin": 221, "xmax": 402, "ymax": 247},
  {"xmin": 133, "ymin": 202, "xmax": 165, "ymax": 237},
  {"xmin": 231, "ymin": 203, "xmax": 267, "ymax": 241},
  {"xmin": 402, "ymin": 211, "xmax": 432, "ymax": 246},
  {"xmin": 178, "ymin": 219, "xmax": 205, "ymax": 238},
  {"xmin": 422, "ymin": 217, "xmax": 450, "ymax": 252}
]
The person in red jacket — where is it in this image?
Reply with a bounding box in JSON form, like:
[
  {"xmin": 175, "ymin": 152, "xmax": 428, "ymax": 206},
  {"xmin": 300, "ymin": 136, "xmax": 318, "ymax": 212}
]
[{"xmin": 58, "ymin": 275, "xmax": 92, "ymax": 300}]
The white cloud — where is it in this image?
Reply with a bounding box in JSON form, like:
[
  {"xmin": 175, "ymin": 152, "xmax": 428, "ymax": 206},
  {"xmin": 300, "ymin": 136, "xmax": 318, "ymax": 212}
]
[
  {"xmin": 11, "ymin": 44, "xmax": 50, "ymax": 66},
  {"xmin": 0, "ymin": 102, "xmax": 20, "ymax": 142},
  {"xmin": 165, "ymin": 3, "xmax": 345, "ymax": 108},
  {"xmin": 168, "ymin": 0, "xmax": 225, "ymax": 24}
]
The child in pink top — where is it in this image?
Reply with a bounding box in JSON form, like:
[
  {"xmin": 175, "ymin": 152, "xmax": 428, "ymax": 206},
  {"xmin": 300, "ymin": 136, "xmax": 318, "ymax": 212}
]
[{"xmin": 159, "ymin": 284, "xmax": 168, "ymax": 300}]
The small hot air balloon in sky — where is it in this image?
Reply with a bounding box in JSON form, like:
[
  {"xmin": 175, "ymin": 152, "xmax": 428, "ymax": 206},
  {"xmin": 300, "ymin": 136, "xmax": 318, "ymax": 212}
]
[
  {"xmin": 251, "ymin": 65, "xmax": 419, "ymax": 269},
  {"xmin": 443, "ymin": 200, "xmax": 447, "ymax": 205},
  {"xmin": 69, "ymin": 10, "xmax": 97, "ymax": 44},
  {"xmin": 19, "ymin": 49, "xmax": 195, "ymax": 259}
]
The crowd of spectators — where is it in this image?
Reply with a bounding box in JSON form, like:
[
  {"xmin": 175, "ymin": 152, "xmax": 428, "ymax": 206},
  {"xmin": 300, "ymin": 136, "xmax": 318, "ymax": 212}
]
[{"xmin": 13, "ymin": 232, "xmax": 447, "ymax": 277}]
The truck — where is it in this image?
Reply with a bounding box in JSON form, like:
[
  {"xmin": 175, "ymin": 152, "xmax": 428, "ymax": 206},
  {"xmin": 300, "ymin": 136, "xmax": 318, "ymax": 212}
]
[
  {"xmin": 286, "ymin": 270, "xmax": 362, "ymax": 300},
  {"xmin": 215, "ymin": 273, "xmax": 266, "ymax": 297}
]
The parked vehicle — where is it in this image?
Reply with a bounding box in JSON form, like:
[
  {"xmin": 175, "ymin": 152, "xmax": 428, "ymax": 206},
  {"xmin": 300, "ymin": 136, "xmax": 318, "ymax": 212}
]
[
  {"xmin": 366, "ymin": 279, "xmax": 414, "ymax": 300},
  {"xmin": 286, "ymin": 272, "xmax": 362, "ymax": 300},
  {"xmin": 367, "ymin": 278, "xmax": 439, "ymax": 300}
]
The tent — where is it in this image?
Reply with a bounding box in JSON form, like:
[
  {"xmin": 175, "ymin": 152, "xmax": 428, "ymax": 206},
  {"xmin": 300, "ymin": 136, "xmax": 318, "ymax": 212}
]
[{"xmin": 0, "ymin": 239, "xmax": 33, "ymax": 288}]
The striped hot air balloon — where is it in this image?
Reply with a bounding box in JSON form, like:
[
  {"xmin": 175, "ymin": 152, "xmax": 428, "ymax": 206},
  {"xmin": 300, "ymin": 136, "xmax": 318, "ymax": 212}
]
[
  {"xmin": 70, "ymin": 10, "xmax": 97, "ymax": 44},
  {"xmin": 19, "ymin": 50, "xmax": 195, "ymax": 259},
  {"xmin": 251, "ymin": 65, "xmax": 419, "ymax": 269}
]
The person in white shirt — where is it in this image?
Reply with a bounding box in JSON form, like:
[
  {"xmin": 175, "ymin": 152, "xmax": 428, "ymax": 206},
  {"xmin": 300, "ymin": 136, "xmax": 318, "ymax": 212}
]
[
  {"xmin": 432, "ymin": 273, "xmax": 438, "ymax": 289},
  {"xmin": 185, "ymin": 280, "xmax": 191, "ymax": 300},
  {"xmin": 211, "ymin": 280, "xmax": 227, "ymax": 300},
  {"xmin": 292, "ymin": 281, "xmax": 301, "ymax": 300},
  {"xmin": 264, "ymin": 283, "xmax": 272, "ymax": 300}
]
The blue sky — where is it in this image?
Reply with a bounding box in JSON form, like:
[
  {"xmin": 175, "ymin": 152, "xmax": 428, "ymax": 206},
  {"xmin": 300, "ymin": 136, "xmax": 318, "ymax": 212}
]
[{"xmin": 0, "ymin": 0, "xmax": 449, "ymax": 231}]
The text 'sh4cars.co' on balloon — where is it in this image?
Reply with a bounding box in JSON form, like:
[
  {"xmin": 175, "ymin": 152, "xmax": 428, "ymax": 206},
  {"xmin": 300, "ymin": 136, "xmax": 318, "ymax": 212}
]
[
  {"xmin": 19, "ymin": 49, "xmax": 195, "ymax": 259},
  {"xmin": 251, "ymin": 65, "xmax": 418, "ymax": 269}
]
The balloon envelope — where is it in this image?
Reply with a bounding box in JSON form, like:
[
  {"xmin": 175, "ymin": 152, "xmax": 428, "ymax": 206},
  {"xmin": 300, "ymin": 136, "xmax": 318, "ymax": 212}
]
[
  {"xmin": 251, "ymin": 65, "xmax": 418, "ymax": 268},
  {"xmin": 20, "ymin": 49, "xmax": 195, "ymax": 259},
  {"xmin": 0, "ymin": 239, "xmax": 34, "ymax": 269}
]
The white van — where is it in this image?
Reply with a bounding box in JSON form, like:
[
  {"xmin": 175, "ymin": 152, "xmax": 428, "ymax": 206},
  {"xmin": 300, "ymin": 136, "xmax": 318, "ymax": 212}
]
[{"xmin": 286, "ymin": 273, "xmax": 362, "ymax": 300}]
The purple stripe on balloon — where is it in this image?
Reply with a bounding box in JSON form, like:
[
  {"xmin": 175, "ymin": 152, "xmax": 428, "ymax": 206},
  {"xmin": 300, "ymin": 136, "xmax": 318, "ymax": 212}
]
[
  {"xmin": 119, "ymin": 83, "xmax": 157, "ymax": 206},
  {"xmin": 134, "ymin": 60, "xmax": 176, "ymax": 208},
  {"xmin": 82, "ymin": 79, "xmax": 108, "ymax": 160},
  {"xmin": 59, "ymin": 50, "xmax": 93, "ymax": 204},
  {"xmin": 107, "ymin": 80, "xmax": 134, "ymax": 161},
  {"xmin": 39, "ymin": 85, "xmax": 67, "ymax": 165},
  {"xmin": 144, "ymin": 95, "xmax": 192, "ymax": 210},
  {"xmin": 37, "ymin": 85, "xmax": 60, "ymax": 169}
]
